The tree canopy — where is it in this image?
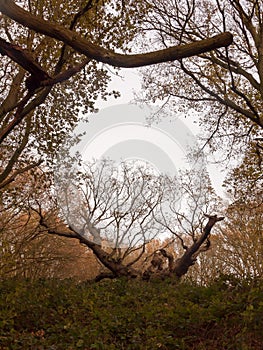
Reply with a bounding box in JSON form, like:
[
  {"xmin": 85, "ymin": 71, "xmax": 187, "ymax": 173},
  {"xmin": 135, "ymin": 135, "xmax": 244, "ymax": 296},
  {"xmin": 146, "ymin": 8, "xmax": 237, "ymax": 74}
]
[
  {"xmin": 138, "ymin": 0, "xmax": 263, "ymax": 153},
  {"xmin": 0, "ymin": 0, "xmax": 233, "ymax": 193}
]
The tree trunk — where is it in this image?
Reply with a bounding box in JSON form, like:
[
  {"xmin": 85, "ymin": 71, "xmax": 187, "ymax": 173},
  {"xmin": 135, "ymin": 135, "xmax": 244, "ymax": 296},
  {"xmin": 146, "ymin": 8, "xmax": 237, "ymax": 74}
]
[
  {"xmin": 172, "ymin": 215, "xmax": 224, "ymax": 278},
  {"xmin": 38, "ymin": 211, "xmax": 223, "ymax": 281},
  {"xmin": 145, "ymin": 215, "xmax": 224, "ymax": 280}
]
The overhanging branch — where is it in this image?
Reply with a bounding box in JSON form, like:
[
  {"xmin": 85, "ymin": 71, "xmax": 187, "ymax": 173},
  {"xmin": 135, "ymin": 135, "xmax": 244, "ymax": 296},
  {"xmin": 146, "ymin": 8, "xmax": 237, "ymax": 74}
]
[{"xmin": 0, "ymin": 1, "xmax": 233, "ymax": 68}]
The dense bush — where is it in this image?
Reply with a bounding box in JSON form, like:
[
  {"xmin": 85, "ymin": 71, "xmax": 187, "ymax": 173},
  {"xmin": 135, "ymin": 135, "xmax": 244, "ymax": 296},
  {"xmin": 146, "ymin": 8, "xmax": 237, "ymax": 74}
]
[{"xmin": 0, "ymin": 277, "xmax": 262, "ymax": 349}]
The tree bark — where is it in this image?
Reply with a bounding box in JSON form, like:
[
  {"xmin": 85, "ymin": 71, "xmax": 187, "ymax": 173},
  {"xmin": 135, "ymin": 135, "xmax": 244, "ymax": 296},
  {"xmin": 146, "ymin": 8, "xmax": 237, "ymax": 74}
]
[
  {"xmin": 0, "ymin": 1, "xmax": 233, "ymax": 68},
  {"xmin": 0, "ymin": 38, "xmax": 50, "ymax": 82},
  {"xmin": 172, "ymin": 215, "xmax": 224, "ymax": 278},
  {"xmin": 145, "ymin": 215, "xmax": 225, "ymax": 279}
]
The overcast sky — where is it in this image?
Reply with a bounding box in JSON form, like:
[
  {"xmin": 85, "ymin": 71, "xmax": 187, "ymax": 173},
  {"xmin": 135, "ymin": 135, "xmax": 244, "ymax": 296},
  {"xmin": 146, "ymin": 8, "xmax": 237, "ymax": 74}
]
[{"xmin": 83, "ymin": 68, "xmax": 227, "ymax": 197}]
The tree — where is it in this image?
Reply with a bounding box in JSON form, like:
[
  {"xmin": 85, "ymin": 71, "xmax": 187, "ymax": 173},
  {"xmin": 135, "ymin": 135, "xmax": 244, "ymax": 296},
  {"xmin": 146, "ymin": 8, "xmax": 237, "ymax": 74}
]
[
  {"xmin": 186, "ymin": 200, "xmax": 263, "ymax": 284},
  {"xmin": 216, "ymin": 201, "xmax": 263, "ymax": 280},
  {"xmin": 0, "ymin": 0, "xmax": 138, "ymax": 190},
  {"xmin": 34, "ymin": 160, "xmax": 224, "ymax": 280},
  {"xmin": 0, "ymin": 209, "xmax": 101, "ymax": 280},
  {"xmin": 224, "ymin": 140, "xmax": 263, "ymax": 206},
  {"xmin": 0, "ymin": 0, "xmax": 232, "ymax": 190},
  {"xmin": 138, "ymin": 0, "xmax": 263, "ymax": 155},
  {"xmin": 38, "ymin": 160, "xmax": 169, "ymax": 279},
  {"xmin": 213, "ymin": 143, "xmax": 263, "ymax": 281}
]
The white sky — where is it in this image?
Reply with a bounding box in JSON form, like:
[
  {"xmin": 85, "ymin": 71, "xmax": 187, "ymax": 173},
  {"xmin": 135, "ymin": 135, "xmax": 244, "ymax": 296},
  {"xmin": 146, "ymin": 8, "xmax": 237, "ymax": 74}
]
[{"xmin": 87, "ymin": 68, "xmax": 227, "ymax": 196}]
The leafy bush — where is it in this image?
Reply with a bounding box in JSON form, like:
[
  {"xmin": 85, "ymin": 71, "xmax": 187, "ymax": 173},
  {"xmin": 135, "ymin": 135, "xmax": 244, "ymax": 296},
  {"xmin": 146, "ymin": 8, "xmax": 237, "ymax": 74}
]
[{"xmin": 0, "ymin": 278, "xmax": 262, "ymax": 349}]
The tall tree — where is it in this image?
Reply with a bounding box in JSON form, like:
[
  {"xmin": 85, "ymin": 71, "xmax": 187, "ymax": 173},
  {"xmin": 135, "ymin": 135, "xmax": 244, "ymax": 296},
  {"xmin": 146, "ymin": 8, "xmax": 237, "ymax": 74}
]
[
  {"xmin": 0, "ymin": 0, "xmax": 140, "ymax": 189},
  {"xmin": 217, "ymin": 200, "xmax": 263, "ymax": 280}
]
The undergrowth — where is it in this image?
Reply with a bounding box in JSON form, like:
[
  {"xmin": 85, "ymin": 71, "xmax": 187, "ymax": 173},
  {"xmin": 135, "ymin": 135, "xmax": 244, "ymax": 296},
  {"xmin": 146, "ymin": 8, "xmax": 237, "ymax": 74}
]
[{"xmin": 0, "ymin": 277, "xmax": 262, "ymax": 349}]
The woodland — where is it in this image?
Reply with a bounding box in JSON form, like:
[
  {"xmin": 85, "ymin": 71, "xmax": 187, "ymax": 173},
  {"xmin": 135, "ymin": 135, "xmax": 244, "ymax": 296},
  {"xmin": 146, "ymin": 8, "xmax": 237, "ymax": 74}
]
[{"xmin": 0, "ymin": 0, "xmax": 262, "ymax": 348}]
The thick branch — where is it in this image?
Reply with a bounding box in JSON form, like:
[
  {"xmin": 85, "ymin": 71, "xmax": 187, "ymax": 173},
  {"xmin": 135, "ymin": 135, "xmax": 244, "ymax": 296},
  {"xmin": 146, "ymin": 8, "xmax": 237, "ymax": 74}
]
[
  {"xmin": 0, "ymin": 1, "xmax": 233, "ymax": 68},
  {"xmin": 0, "ymin": 38, "xmax": 90, "ymax": 90},
  {"xmin": 37, "ymin": 211, "xmax": 138, "ymax": 278},
  {"xmin": 42, "ymin": 59, "xmax": 90, "ymax": 86},
  {"xmin": 0, "ymin": 69, "xmax": 25, "ymax": 120},
  {"xmin": 0, "ymin": 91, "xmax": 33, "ymax": 144},
  {"xmin": 172, "ymin": 214, "xmax": 224, "ymax": 278},
  {"xmin": 0, "ymin": 87, "xmax": 51, "ymax": 144},
  {"xmin": 0, "ymin": 37, "xmax": 50, "ymax": 82}
]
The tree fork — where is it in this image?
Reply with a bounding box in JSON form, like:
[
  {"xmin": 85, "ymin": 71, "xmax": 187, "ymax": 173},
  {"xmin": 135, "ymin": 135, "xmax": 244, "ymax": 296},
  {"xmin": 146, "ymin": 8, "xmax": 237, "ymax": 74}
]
[{"xmin": 172, "ymin": 215, "xmax": 225, "ymax": 278}]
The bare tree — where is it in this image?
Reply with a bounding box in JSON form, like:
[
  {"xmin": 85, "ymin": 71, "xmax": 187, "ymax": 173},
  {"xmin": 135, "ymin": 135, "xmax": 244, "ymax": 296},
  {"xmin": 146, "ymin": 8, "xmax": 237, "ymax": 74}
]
[
  {"xmin": 36, "ymin": 160, "xmax": 169, "ymax": 279},
  {"xmin": 35, "ymin": 161, "xmax": 224, "ymax": 280}
]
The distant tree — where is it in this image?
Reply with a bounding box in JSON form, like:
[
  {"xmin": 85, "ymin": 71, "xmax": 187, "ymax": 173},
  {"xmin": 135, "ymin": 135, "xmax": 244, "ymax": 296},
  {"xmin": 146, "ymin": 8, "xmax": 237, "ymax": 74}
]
[
  {"xmin": 216, "ymin": 148, "xmax": 263, "ymax": 280},
  {"xmin": 186, "ymin": 200, "xmax": 263, "ymax": 284},
  {"xmin": 185, "ymin": 155, "xmax": 263, "ymax": 284},
  {"xmin": 224, "ymin": 141, "xmax": 263, "ymax": 206},
  {"xmin": 216, "ymin": 201, "xmax": 263, "ymax": 280},
  {"xmin": 0, "ymin": 170, "xmax": 100, "ymax": 280}
]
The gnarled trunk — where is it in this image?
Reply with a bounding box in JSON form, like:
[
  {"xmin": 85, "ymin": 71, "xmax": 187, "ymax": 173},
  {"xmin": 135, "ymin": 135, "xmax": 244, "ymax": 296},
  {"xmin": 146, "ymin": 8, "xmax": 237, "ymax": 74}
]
[{"xmin": 144, "ymin": 215, "xmax": 224, "ymax": 280}]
